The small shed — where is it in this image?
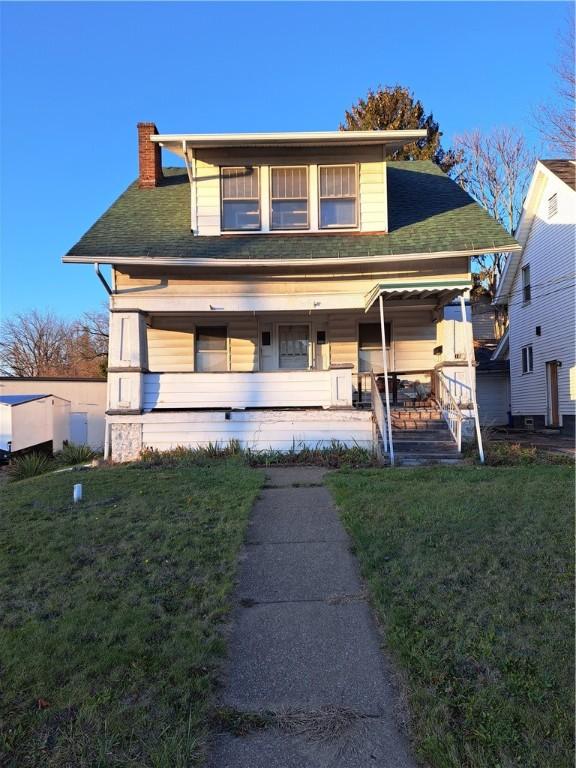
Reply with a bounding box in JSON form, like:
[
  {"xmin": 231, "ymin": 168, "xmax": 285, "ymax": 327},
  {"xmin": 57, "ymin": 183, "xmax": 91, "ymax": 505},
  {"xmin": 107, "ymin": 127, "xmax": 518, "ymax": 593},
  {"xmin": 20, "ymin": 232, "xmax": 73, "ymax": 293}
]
[{"xmin": 0, "ymin": 394, "xmax": 70, "ymax": 455}]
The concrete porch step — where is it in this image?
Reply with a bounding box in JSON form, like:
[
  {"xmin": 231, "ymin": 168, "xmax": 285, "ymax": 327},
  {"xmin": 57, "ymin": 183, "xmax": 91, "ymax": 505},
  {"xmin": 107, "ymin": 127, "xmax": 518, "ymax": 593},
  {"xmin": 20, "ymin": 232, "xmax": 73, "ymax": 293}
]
[{"xmin": 396, "ymin": 455, "xmax": 464, "ymax": 466}]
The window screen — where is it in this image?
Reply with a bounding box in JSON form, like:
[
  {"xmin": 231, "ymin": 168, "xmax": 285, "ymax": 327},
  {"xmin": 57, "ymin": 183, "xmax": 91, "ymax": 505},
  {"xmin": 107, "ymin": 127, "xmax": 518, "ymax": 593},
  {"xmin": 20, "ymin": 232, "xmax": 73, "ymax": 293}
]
[
  {"xmin": 319, "ymin": 165, "xmax": 357, "ymax": 228},
  {"xmin": 221, "ymin": 167, "xmax": 260, "ymax": 231},
  {"xmin": 196, "ymin": 326, "xmax": 227, "ymax": 372},
  {"xmin": 271, "ymin": 167, "xmax": 308, "ymax": 229}
]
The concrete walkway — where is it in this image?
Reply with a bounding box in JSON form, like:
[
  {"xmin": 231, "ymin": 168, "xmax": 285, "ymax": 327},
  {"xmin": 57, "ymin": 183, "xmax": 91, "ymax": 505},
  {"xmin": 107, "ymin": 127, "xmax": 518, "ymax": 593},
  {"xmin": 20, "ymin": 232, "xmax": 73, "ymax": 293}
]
[{"xmin": 208, "ymin": 467, "xmax": 417, "ymax": 768}]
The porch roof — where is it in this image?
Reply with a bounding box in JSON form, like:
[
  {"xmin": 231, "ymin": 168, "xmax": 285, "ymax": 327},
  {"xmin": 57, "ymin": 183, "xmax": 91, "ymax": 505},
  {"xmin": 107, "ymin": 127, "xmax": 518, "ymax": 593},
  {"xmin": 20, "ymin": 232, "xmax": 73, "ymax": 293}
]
[{"xmin": 364, "ymin": 279, "xmax": 471, "ymax": 310}]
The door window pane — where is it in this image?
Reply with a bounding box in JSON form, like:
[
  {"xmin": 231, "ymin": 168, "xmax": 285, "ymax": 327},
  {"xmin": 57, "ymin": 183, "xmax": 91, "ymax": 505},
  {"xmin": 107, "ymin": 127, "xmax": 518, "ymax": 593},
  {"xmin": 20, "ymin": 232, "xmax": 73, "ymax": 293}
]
[
  {"xmin": 279, "ymin": 325, "xmax": 309, "ymax": 369},
  {"xmin": 196, "ymin": 326, "xmax": 227, "ymax": 371},
  {"xmin": 221, "ymin": 167, "xmax": 260, "ymax": 231}
]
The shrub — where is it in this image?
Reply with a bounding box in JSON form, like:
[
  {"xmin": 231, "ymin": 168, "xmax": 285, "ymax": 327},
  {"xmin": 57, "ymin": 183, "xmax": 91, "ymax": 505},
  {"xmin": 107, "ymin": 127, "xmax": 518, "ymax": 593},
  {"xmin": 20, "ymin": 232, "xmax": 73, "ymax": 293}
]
[
  {"xmin": 55, "ymin": 443, "xmax": 98, "ymax": 467},
  {"xmin": 465, "ymin": 439, "xmax": 573, "ymax": 466},
  {"xmin": 245, "ymin": 440, "xmax": 379, "ymax": 468},
  {"xmin": 7, "ymin": 452, "xmax": 52, "ymax": 482},
  {"xmin": 138, "ymin": 440, "xmax": 243, "ymax": 468}
]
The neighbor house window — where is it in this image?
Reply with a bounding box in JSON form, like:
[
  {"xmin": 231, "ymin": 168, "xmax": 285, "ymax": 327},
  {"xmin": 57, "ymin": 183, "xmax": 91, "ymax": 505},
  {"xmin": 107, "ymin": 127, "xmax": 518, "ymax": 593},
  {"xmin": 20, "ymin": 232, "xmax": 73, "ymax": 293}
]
[
  {"xmin": 358, "ymin": 322, "xmax": 391, "ymax": 373},
  {"xmin": 195, "ymin": 326, "xmax": 227, "ymax": 371},
  {"xmin": 521, "ymin": 345, "xmax": 533, "ymax": 374},
  {"xmin": 271, "ymin": 167, "xmax": 308, "ymax": 229},
  {"xmin": 221, "ymin": 167, "xmax": 260, "ymax": 230},
  {"xmin": 522, "ymin": 264, "xmax": 531, "ymax": 303},
  {"xmin": 319, "ymin": 165, "xmax": 357, "ymax": 228},
  {"xmin": 548, "ymin": 193, "xmax": 558, "ymax": 219}
]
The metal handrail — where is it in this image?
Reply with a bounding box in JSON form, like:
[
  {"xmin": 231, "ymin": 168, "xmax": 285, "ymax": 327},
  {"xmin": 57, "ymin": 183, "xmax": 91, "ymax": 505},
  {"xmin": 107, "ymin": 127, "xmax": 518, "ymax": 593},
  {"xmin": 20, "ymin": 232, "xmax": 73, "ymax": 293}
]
[
  {"xmin": 434, "ymin": 370, "xmax": 465, "ymax": 452},
  {"xmin": 371, "ymin": 372, "xmax": 392, "ymax": 460}
]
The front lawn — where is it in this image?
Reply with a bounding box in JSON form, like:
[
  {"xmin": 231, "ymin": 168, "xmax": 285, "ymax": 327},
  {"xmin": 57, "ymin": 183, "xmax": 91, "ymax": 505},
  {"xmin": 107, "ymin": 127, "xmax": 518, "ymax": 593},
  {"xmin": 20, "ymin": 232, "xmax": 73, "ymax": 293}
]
[
  {"xmin": 327, "ymin": 466, "xmax": 574, "ymax": 768},
  {"xmin": 0, "ymin": 460, "xmax": 262, "ymax": 767}
]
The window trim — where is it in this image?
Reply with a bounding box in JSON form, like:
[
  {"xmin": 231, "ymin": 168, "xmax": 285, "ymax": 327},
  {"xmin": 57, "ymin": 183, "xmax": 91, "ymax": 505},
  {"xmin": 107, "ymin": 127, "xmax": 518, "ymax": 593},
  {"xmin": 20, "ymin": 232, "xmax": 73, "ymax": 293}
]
[
  {"xmin": 522, "ymin": 264, "xmax": 531, "ymax": 304},
  {"xmin": 318, "ymin": 163, "xmax": 359, "ymax": 230},
  {"xmin": 220, "ymin": 166, "xmax": 261, "ymax": 232},
  {"xmin": 521, "ymin": 344, "xmax": 533, "ymax": 375},
  {"xmin": 269, "ymin": 165, "xmax": 310, "ymax": 231},
  {"xmin": 194, "ymin": 324, "xmax": 229, "ymax": 372}
]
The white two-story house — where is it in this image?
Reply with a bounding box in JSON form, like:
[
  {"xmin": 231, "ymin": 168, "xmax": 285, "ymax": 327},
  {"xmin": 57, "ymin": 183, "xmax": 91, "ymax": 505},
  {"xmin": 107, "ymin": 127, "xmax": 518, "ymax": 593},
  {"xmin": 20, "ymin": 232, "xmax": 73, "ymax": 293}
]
[
  {"xmin": 63, "ymin": 123, "xmax": 519, "ymax": 462},
  {"xmin": 494, "ymin": 159, "xmax": 575, "ymax": 434}
]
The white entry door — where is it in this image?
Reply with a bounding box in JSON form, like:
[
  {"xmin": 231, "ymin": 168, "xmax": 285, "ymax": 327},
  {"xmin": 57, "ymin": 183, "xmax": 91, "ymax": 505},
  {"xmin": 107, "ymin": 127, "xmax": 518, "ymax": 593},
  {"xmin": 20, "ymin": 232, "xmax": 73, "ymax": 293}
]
[
  {"xmin": 70, "ymin": 412, "xmax": 88, "ymax": 444},
  {"xmin": 279, "ymin": 325, "xmax": 310, "ymax": 369}
]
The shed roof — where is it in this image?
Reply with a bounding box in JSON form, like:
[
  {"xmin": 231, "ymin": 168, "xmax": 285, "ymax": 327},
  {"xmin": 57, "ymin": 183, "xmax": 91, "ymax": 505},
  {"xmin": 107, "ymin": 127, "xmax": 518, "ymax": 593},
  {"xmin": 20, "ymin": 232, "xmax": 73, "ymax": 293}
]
[
  {"xmin": 0, "ymin": 394, "xmax": 50, "ymax": 406},
  {"xmin": 63, "ymin": 161, "xmax": 520, "ymax": 266}
]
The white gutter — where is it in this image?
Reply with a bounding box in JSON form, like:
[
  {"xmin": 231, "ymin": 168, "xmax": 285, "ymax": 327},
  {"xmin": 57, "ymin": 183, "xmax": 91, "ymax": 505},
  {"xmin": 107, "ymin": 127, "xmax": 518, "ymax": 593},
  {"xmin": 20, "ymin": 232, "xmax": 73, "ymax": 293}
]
[{"xmin": 63, "ymin": 245, "xmax": 520, "ymax": 269}]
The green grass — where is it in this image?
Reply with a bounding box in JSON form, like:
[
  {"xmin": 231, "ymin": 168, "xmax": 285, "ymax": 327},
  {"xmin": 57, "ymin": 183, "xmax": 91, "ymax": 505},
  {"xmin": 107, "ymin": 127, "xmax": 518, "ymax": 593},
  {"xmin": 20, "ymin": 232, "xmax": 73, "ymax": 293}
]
[
  {"xmin": 327, "ymin": 466, "xmax": 575, "ymax": 768},
  {"xmin": 0, "ymin": 459, "xmax": 263, "ymax": 767}
]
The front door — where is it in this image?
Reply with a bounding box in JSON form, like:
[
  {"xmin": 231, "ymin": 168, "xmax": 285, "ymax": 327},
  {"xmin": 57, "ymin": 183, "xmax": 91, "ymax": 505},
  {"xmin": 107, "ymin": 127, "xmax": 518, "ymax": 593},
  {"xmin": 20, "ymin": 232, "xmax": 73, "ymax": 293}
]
[
  {"xmin": 279, "ymin": 324, "xmax": 310, "ymax": 369},
  {"xmin": 546, "ymin": 361, "xmax": 560, "ymax": 427}
]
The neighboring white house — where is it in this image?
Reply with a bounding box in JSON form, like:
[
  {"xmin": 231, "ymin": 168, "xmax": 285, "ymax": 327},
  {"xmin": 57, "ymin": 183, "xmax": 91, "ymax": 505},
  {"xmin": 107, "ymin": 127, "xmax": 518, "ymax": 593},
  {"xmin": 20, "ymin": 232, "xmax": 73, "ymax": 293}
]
[
  {"xmin": 494, "ymin": 159, "xmax": 576, "ymax": 434},
  {"xmin": 63, "ymin": 123, "xmax": 519, "ymax": 462},
  {"xmin": 0, "ymin": 377, "xmax": 107, "ymax": 449}
]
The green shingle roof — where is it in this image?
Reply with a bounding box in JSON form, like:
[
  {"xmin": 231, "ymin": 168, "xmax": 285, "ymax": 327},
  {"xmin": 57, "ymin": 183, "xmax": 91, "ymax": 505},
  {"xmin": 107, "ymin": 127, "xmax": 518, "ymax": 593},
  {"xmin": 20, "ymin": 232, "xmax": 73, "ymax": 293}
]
[{"xmin": 64, "ymin": 161, "xmax": 519, "ymax": 263}]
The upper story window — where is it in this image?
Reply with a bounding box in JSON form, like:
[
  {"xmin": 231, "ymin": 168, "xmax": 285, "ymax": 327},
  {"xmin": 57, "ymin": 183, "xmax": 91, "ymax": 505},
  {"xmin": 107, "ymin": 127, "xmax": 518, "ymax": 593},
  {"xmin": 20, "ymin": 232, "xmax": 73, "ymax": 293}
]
[
  {"xmin": 521, "ymin": 344, "xmax": 533, "ymax": 374},
  {"xmin": 522, "ymin": 264, "xmax": 531, "ymax": 303},
  {"xmin": 221, "ymin": 167, "xmax": 260, "ymax": 231},
  {"xmin": 271, "ymin": 167, "xmax": 309, "ymax": 229},
  {"xmin": 319, "ymin": 165, "xmax": 358, "ymax": 228},
  {"xmin": 548, "ymin": 193, "xmax": 558, "ymax": 219}
]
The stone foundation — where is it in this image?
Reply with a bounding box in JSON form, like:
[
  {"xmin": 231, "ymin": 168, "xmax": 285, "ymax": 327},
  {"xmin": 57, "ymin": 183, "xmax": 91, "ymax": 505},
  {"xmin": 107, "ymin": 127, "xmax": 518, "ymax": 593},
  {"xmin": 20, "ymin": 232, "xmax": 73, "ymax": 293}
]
[{"xmin": 110, "ymin": 422, "xmax": 143, "ymax": 462}]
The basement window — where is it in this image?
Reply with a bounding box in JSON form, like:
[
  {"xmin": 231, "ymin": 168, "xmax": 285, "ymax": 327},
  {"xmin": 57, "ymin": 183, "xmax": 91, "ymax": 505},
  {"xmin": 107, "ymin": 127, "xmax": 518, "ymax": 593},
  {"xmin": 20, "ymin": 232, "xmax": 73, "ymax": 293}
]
[{"xmin": 221, "ymin": 167, "xmax": 260, "ymax": 231}]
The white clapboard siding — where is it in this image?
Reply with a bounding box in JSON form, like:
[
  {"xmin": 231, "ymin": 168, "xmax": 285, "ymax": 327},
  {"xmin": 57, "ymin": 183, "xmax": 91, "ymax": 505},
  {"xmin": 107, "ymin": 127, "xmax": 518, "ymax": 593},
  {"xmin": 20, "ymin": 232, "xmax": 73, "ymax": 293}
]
[
  {"xmin": 140, "ymin": 409, "xmax": 373, "ymax": 451},
  {"xmin": 142, "ymin": 372, "xmax": 334, "ymax": 410},
  {"xmin": 508, "ymin": 169, "xmax": 576, "ymax": 421},
  {"xmin": 392, "ymin": 310, "xmax": 436, "ymax": 370},
  {"xmin": 147, "ymin": 325, "xmax": 194, "ymax": 372},
  {"xmin": 229, "ymin": 316, "xmax": 258, "ymax": 371}
]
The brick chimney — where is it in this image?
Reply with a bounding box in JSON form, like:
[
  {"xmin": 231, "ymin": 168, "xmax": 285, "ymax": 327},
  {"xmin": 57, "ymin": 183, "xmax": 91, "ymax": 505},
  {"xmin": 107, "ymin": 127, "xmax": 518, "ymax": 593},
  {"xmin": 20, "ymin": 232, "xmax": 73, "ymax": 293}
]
[{"xmin": 137, "ymin": 122, "xmax": 163, "ymax": 188}]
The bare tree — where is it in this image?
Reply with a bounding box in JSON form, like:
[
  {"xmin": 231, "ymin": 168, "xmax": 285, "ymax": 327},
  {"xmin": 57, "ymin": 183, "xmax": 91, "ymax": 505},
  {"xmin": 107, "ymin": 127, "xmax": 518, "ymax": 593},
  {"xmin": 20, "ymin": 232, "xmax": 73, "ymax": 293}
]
[
  {"xmin": 0, "ymin": 311, "xmax": 72, "ymax": 376},
  {"xmin": 74, "ymin": 308, "xmax": 109, "ymax": 374},
  {"xmin": 0, "ymin": 309, "xmax": 109, "ymax": 377},
  {"xmin": 535, "ymin": 10, "xmax": 575, "ymax": 158},
  {"xmin": 452, "ymin": 127, "xmax": 536, "ymax": 305}
]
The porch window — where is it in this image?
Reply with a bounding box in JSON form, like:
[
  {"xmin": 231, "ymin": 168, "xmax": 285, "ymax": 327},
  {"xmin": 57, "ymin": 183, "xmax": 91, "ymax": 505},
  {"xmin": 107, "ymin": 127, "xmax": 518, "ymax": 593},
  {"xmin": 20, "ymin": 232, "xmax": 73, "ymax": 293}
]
[
  {"xmin": 358, "ymin": 322, "xmax": 391, "ymax": 373},
  {"xmin": 195, "ymin": 326, "xmax": 228, "ymax": 372},
  {"xmin": 221, "ymin": 167, "xmax": 260, "ymax": 230},
  {"xmin": 271, "ymin": 167, "xmax": 308, "ymax": 229},
  {"xmin": 522, "ymin": 265, "xmax": 531, "ymax": 303},
  {"xmin": 279, "ymin": 324, "xmax": 310, "ymax": 369},
  {"xmin": 319, "ymin": 165, "xmax": 357, "ymax": 228},
  {"xmin": 521, "ymin": 344, "xmax": 533, "ymax": 374}
]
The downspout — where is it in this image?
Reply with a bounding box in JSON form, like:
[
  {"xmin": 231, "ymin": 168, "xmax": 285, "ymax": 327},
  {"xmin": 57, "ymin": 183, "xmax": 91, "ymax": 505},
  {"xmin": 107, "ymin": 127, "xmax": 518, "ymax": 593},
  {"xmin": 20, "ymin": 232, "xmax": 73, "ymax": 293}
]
[
  {"xmin": 459, "ymin": 295, "xmax": 484, "ymax": 463},
  {"xmin": 94, "ymin": 262, "xmax": 112, "ymax": 295},
  {"xmin": 182, "ymin": 140, "xmax": 197, "ymax": 234},
  {"xmin": 378, "ymin": 294, "xmax": 395, "ymax": 465}
]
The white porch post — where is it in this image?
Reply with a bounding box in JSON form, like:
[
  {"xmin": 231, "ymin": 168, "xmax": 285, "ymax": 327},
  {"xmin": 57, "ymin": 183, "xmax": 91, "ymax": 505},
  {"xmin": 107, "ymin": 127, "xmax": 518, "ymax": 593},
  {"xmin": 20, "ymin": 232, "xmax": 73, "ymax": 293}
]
[
  {"xmin": 378, "ymin": 295, "xmax": 394, "ymax": 465},
  {"xmin": 459, "ymin": 295, "xmax": 484, "ymax": 463}
]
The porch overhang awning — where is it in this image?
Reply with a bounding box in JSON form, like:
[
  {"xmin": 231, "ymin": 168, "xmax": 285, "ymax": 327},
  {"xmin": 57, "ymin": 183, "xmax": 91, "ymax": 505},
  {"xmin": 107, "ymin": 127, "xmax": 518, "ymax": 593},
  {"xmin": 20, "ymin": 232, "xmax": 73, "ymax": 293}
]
[{"xmin": 364, "ymin": 279, "xmax": 472, "ymax": 311}]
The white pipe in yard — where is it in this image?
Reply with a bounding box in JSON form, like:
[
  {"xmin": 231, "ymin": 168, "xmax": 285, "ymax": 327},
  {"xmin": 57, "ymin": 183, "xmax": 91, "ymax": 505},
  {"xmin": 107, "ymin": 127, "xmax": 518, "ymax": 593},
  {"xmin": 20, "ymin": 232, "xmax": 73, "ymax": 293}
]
[
  {"xmin": 378, "ymin": 295, "xmax": 395, "ymax": 465},
  {"xmin": 459, "ymin": 295, "xmax": 484, "ymax": 463}
]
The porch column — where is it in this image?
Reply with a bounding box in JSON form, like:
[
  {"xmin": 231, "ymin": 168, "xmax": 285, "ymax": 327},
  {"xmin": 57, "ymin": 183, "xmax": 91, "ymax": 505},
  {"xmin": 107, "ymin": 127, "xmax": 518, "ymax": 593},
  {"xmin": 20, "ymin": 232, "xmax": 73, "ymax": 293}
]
[
  {"xmin": 378, "ymin": 295, "xmax": 395, "ymax": 465},
  {"xmin": 459, "ymin": 295, "xmax": 484, "ymax": 463},
  {"xmin": 107, "ymin": 311, "xmax": 148, "ymax": 413}
]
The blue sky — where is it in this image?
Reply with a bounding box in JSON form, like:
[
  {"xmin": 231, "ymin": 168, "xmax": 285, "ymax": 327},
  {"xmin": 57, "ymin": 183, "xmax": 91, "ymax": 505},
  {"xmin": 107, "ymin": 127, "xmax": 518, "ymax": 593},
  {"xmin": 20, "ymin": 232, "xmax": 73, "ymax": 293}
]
[{"xmin": 0, "ymin": 1, "xmax": 570, "ymax": 320}]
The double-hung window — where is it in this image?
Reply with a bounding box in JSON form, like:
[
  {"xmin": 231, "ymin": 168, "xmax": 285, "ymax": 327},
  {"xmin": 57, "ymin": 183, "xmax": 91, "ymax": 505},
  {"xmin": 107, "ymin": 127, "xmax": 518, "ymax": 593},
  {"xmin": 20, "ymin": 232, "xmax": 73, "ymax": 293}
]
[
  {"xmin": 521, "ymin": 345, "xmax": 533, "ymax": 374},
  {"xmin": 319, "ymin": 165, "xmax": 358, "ymax": 228},
  {"xmin": 195, "ymin": 326, "xmax": 228, "ymax": 372},
  {"xmin": 522, "ymin": 264, "xmax": 531, "ymax": 303},
  {"xmin": 271, "ymin": 167, "xmax": 308, "ymax": 229},
  {"xmin": 221, "ymin": 167, "xmax": 260, "ymax": 231},
  {"xmin": 358, "ymin": 322, "xmax": 391, "ymax": 373}
]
